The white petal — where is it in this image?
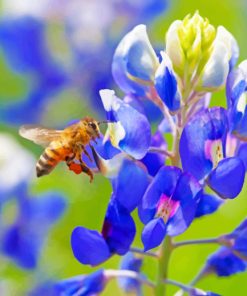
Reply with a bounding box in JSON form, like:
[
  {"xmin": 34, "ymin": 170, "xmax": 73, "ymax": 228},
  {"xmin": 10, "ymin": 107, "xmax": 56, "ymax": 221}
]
[
  {"xmin": 201, "ymin": 41, "xmax": 229, "ymax": 89},
  {"xmin": 166, "ymin": 20, "xmax": 185, "ymax": 70}
]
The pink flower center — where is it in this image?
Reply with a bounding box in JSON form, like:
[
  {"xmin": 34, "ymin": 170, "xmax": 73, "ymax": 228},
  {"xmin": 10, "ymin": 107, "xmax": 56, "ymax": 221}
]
[
  {"xmin": 204, "ymin": 139, "xmax": 223, "ymax": 169},
  {"xmin": 156, "ymin": 194, "xmax": 180, "ymax": 223}
]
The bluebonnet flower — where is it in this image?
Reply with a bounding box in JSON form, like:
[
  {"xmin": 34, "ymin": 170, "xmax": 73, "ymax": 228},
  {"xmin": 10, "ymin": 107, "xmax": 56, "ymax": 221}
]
[
  {"xmin": 71, "ymin": 157, "xmax": 149, "ymax": 265},
  {"xmin": 139, "ymin": 166, "xmax": 202, "ymax": 251},
  {"xmin": 1, "ymin": 187, "xmax": 66, "ymax": 269},
  {"xmin": 180, "ymin": 107, "xmax": 245, "ymax": 199},
  {"xmin": 200, "ymin": 219, "xmax": 247, "ymax": 278},
  {"xmin": 100, "ymin": 89, "xmax": 151, "ymax": 159},
  {"xmin": 206, "ymin": 247, "xmax": 247, "ymax": 277},
  {"xmin": 29, "ymin": 270, "xmax": 106, "ymax": 296},
  {"xmin": 165, "ymin": 12, "xmax": 237, "ymax": 91},
  {"xmin": 55, "ymin": 270, "xmax": 106, "ymax": 296},
  {"xmin": 118, "ymin": 252, "xmax": 143, "ymax": 294},
  {"xmin": 71, "ymin": 199, "xmax": 135, "ymax": 266},
  {"xmin": 220, "ymin": 218, "xmax": 247, "ymax": 259},
  {"xmin": 113, "ymin": 12, "xmax": 238, "ymax": 118}
]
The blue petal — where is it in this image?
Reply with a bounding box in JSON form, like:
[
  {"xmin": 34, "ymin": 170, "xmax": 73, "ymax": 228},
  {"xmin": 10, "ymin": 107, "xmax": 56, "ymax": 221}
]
[
  {"xmin": 155, "ymin": 52, "xmax": 181, "ymax": 111},
  {"xmin": 112, "ymin": 25, "xmax": 158, "ymax": 95},
  {"xmin": 82, "ymin": 134, "xmax": 120, "ymax": 169},
  {"xmin": 167, "ymin": 173, "xmax": 202, "ymax": 236},
  {"xmin": 17, "ymin": 191, "xmax": 66, "ymax": 226},
  {"xmin": 207, "ymin": 157, "xmax": 245, "ymax": 199},
  {"xmin": 2, "ymin": 224, "xmax": 39, "ymax": 269},
  {"xmin": 141, "ymin": 131, "xmax": 167, "ymax": 176},
  {"xmin": 0, "ymin": 17, "xmax": 46, "ymax": 73},
  {"xmin": 226, "ymin": 68, "xmax": 246, "ymax": 108},
  {"xmin": 55, "ymin": 270, "xmax": 105, "ymax": 296},
  {"xmin": 123, "ymin": 94, "xmax": 146, "ymax": 115},
  {"xmin": 112, "ymin": 159, "xmax": 149, "ymax": 212},
  {"xmin": 142, "ymin": 166, "xmax": 181, "ymax": 211},
  {"xmin": 180, "ymin": 108, "xmax": 228, "ymax": 180},
  {"xmin": 195, "ymin": 193, "xmax": 224, "ymax": 218},
  {"xmin": 71, "ymin": 227, "xmax": 110, "ymax": 266},
  {"xmin": 234, "ymin": 229, "xmax": 247, "ymax": 257},
  {"xmin": 28, "ymin": 192, "xmax": 67, "ymax": 223},
  {"xmin": 207, "ymin": 247, "xmax": 247, "ymax": 276},
  {"xmin": 119, "ymin": 252, "xmax": 143, "ymax": 293},
  {"xmin": 236, "ymin": 143, "xmax": 247, "ymax": 170},
  {"xmin": 142, "ymin": 218, "xmax": 167, "ymax": 251},
  {"xmin": 0, "ymin": 17, "xmax": 66, "ymax": 89},
  {"xmin": 102, "ymin": 200, "xmax": 136, "ymax": 255},
  {"xmin": 138, "ymin": 205, "xmax": 156, "ymax": 225},
  {"xmin": 100, "ymin": 90, "xmax": 151, "ymax": 159},
  {"xmin": 2, "ymin": 192, "xmax": 66, "ymax": 269}
]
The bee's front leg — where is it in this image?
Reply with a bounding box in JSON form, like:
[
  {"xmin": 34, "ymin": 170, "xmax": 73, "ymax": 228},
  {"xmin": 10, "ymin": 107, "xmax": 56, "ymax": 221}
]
[
  {"xmin": 75, "ymin": 149, "xmax": 94, "ymax": 182},
  {"xmin": 79, "ymin": 160, "xmax": 94, "ymax": 183}
]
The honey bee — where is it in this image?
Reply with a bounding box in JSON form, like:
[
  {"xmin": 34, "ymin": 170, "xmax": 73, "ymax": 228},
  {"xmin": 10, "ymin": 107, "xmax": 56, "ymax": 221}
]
[{"xmin": 19, "ymin": 117, "xmax": 106, "ymax": 182}]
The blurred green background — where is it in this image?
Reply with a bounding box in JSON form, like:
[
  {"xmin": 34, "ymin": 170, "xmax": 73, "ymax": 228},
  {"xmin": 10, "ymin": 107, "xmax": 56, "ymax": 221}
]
[{"xmin": 1, "ymin": 0, "xmax": 247, "ymax": 295}]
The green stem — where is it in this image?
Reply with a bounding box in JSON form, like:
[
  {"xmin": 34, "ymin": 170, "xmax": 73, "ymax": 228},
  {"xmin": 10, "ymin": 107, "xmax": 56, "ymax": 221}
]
[
  {"xmin": 155, "ymin": 236, "xmax": 173, "ymax": 296},
  {"xmin": 174, "ymin": 237, "xmax": 219, "ymax": 248},
  {"xmin": 130, "ymin": 247, "xmax": 158, "ymax": 258}
]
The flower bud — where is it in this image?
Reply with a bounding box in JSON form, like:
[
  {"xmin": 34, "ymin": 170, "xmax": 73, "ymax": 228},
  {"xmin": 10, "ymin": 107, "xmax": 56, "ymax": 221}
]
[{"xmin": 112, "ymin": 24, "xmax": 159, "ymax": 95}]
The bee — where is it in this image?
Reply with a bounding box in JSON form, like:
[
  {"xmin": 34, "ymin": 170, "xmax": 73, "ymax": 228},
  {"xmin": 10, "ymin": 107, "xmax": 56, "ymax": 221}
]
[{"xmin": 19, "ymin": 117, "xmax": 106, "ymax": 182}]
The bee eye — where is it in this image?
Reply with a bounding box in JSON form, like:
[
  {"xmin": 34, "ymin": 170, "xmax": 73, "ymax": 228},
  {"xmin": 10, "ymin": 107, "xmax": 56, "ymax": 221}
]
[{"xmin": 89, "ymin": 122, "xmax": 97, "ymax": 129}]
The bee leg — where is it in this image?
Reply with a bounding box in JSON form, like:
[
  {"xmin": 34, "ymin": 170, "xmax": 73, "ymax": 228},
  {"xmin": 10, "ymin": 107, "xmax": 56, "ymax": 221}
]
[
  {"xmin": 79, "ymin": 160, "xmax": 94, "ymax": 183},
  {"xmin": 66, "ymin": 154, "xmax": 82, "ymax": 174}
]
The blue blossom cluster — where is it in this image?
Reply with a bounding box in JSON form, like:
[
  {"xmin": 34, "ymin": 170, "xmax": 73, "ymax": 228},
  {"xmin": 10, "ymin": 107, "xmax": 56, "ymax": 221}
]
[
  {"xmin": 0, "ymin": 134, "xmax": 66, "ymax": 270},
  {"xmin": 49, "ymin": 11, "xmax": 247, "ymax": 295},
  {"xmin": 0, "ymin": 0, "xmax": 168, "ymax": 125}
]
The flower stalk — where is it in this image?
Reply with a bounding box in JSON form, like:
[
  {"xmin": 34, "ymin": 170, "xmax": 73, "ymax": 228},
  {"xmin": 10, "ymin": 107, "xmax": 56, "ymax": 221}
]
[{"xmin": 155, "ymin": 236, "xmax": 173, "ymax": 296}]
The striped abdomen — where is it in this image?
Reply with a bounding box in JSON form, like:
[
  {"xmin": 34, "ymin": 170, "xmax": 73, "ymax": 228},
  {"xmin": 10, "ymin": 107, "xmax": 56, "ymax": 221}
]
[{"xmin": 36, "ymin": 146, "xmax": 69, "ymax": 177}]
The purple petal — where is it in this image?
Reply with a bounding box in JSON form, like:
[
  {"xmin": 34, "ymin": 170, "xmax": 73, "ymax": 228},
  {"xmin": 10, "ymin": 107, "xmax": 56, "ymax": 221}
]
[
  {"xmin": 207, "ymin": 157, "xmax": 245, "ymax": 199},
  {"xmin": 195, "ymin": 193, "xmax": 224, "ymax": 218},
  {"xmin": 207, "ymin": 247, "xmax": 247, "ymax": 276},
  {"xmin": 142, "ymin": 218, "xmax": 167, "ymax": 251},
  {"xmin": 71, "ymin": 227, "xmax": 110, "ymax": 266},
  {"xmin": 141, "ymin": 131, "xmax": 167, "ymax": 176},
  {"xmin": 142, "ymin": 166, "xmax": 181, "ymax": 211},
  {"xmin": 155, "ymin": 52, "xmax": 181, "ymax": 111},
  {"xmin": 100, "ymin": 90, "xmax": 151, "ymax": 159},
  {"xmin": 2, "ymin": 225, "xmax": 39, "ymax": 269},
  {"xmin": 112, "ymin": 159, "xmax": 149, "ymax": 212},
  {"xmin": 180, "ymin": 107, "xmax": 228, "ymax": 180},
  {"xmin": 55, "ymin": 270, "xmax": 105, "ymax": 296},
  {"xmin": 102, "ymin": 200, "xmax": 136, "ymax": 255},
  {"xmin": 236, "ymin": 143, "xmax": 247, "ymax": 170},
  {"xmin": 167, "ymin": 173, "xmax": 202, "ymax": 236}
]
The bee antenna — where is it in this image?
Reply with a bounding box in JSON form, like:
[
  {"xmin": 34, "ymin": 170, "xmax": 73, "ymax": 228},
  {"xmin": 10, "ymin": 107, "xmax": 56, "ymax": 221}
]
[{"xmin": 97, "ymin": 120, "xmax": 111, "ymax": 125}]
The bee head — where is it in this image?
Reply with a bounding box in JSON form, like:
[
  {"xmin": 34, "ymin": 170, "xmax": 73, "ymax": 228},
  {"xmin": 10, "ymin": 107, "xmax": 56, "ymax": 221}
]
[{"xmin": 83, "ymin": 117, "xmax": 101, "ymax": 139}]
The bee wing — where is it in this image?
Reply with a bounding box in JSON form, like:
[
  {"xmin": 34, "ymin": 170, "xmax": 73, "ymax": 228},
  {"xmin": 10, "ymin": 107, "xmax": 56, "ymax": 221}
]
[{"xmin": 19, "ymin": 125, "xmax": 63, "ymax": 147}]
